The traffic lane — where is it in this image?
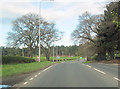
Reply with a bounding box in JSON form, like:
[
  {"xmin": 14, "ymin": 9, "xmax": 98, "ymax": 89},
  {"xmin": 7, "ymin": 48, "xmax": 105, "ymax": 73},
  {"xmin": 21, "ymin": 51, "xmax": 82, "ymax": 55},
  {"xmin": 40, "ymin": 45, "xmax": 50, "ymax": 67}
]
[
  {"xmin": 15, "ymin": 62, "xmax": 118, "ymax": 87},
  {"xmin": 86, "ymin": 63, "xmax": 118, "ymax": 78}
]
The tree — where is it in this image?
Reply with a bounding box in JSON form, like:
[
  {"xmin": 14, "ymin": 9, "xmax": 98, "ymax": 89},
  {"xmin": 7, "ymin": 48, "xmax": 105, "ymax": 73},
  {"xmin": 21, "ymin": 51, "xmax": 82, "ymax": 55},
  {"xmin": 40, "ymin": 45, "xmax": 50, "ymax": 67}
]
[
  {"xmin": 72, "ymin": 11, "xmax": 103, "ymax": 43},
  {"xmin": 40, "ymin": 22, "xmax": 62, "ymax": 61},
  {"xmin": 77, "ymin": 42, "xmax": 96, "ymax": 59},
  {"xmin": 71, "ymin": 11, "xmax": 103, "ymax": 60},
  {"xmin": 97, "ymin": 1, "xmax": 120, "ymax": 60},
  {"xmin": 7, "ymin": 14, "xmax": 62, "ymax": 60}
]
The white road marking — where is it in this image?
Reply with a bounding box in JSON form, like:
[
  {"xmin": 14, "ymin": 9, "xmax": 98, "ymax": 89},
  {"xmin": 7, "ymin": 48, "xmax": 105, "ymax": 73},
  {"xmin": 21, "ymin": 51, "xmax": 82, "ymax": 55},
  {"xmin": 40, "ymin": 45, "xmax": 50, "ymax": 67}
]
[
  {"xmin": 113, "ymin": 77, "xmax": 120, "ymax": 81},
  {"xmin": 34, "ymin": 75, "xmax": 38, "ymax": 77},
  {"xmin": 29, "ymin": 78, "xmax": 34, "ymax": 80},
  {"xmin": 24, "ymin": 82, "xmax": 28, "ymax": 85},
  {"xmin": 38, "ymin": 73, "xmax": 41, "ymax": 75},
  {"xmin": 42, "ymin": 65, "xmax": 54, "ymax": 72},
  {"xmin": 94, "ymin": 68, "xmax": 106, "ymax": 74},
  {"xmin": 43, "ymin": 68, "xmax": 49, "ymax": 72},
  {"xmin": 48, "ymin": 66, "xmax": 52, "ymax": 69},
  {"xmin": 86, "ymin": 65, "xmax": 92, "ymax": 68},
  {"xmin": 23, "ymin": 64, "xmax": 56, "ymax": 86}
]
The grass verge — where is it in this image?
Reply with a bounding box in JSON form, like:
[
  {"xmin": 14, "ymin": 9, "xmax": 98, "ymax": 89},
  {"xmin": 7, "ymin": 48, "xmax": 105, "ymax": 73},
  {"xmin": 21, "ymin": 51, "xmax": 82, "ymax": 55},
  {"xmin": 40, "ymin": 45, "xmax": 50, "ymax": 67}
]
[
  {"xmin": 84, "ymin": 61, "xmax": 93, "ymax": 64},
  {"xmin": 2, "ymin": 61, "xmax": 55, "ymax": 77}
]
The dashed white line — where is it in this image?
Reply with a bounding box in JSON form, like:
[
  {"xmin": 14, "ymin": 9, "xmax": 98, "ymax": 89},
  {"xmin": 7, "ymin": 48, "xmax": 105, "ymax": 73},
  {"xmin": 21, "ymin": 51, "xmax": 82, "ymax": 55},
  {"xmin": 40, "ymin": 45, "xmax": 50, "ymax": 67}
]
[
  {"xmin": 29, "ymin": 78, "xmax": 34, "ymax": 80},
  {"xmin": 23, "ymin": 64, "xmax": 56, "ymax": 86},
  {"xmin": 38, "ymin": 73, "xmax": 41, "ymax": 75},
  {"xmin": 42, "ymin": 68, "xmax": 48, "ymax": 72},
  {"xmin": 86, "ymin": 65, "xmax": 92, "ymax": 68},
  {"xmin": 34, "ymin": 75, "xmax": 38, "ymax": 77},
  {"xmin": 94, "ymin": 68, "xmax": 106, "ymax": 74},
  {"xmin": 113, "ymin": 77, "xmax": 120, "ymax": 81},
  {"xmin": 48, "ymin": 66, "xmax": 52, "ymax": 69},
  {"xmin": 24, "ymin": 82, "xmax": 28, "ymax": 85},
  {"xmin": 42, "ymin": 65, "xmax": 53, "ymax": 72}
]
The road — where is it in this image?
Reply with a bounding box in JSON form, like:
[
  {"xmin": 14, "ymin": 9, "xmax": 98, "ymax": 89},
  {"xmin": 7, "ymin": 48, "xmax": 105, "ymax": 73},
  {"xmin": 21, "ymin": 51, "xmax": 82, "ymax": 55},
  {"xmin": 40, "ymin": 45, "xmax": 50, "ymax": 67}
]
[{"xmin": 14, "ymin": 60, "xmax": 119, "ymax": 87}]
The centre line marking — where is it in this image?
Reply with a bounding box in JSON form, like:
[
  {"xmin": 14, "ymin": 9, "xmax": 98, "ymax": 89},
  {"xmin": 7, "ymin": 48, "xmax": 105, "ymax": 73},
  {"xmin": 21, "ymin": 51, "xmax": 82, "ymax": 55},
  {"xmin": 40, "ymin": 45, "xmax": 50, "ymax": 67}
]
[
  {"xmin": 94, "ymin": 68, "xmax": 106, "ymax": 74},
  {"xmin": 24, "ymin": 82, "xmax": 28, "ymax": 85},
  {"xmin": 38, "ymin": 73, "xmax": 41, "ymax": 75},
  {"xmin": 29, "ymin": 78, "xmax": 34, "ymax": 80},
  {"xmin": 113, "ymin": 77, "xmax": 120, "ymax": 81}
]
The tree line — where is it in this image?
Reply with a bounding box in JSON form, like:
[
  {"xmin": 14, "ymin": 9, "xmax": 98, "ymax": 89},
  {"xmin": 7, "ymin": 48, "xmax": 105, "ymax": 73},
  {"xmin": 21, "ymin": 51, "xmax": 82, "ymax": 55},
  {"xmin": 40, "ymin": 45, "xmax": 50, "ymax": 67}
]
[
  {"xmin": 1, "ymin": 45, "xmax": 78, "ymax": 57},
  {"xmin": 2, "ymin": 42, "xmax": 98, "ymax": 59}
]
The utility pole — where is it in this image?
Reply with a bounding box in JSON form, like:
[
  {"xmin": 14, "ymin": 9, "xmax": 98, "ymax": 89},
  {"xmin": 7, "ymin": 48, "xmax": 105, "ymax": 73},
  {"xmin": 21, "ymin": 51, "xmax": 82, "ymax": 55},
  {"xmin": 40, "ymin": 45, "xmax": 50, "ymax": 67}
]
[
  {"xmin": 39, "ymin": 1, "xmax": 41, "ymax": 62},
  {"xmin": 53, "ymin": 45, "xmax": 54, "ymax": 62},
  {"xmin": 56, "ymin": 46, "xmax": 58, "ymax": 62},
  {"xmin": 62, "ymin": 51, "xmax": 63, "ymax": 56},
  {"xmin": 22, "ymin": 48, "xmax": 24, "ymax": 57},
  {"xmin": 39, "ymin": 0, "xmax": 54, "ymax": 62}
]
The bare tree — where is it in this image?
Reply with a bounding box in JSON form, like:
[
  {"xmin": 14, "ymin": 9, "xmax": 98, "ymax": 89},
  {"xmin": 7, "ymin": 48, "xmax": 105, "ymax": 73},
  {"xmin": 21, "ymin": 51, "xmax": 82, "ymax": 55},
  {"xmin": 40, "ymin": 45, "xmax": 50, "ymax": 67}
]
[
  {"xmin": 71, "ymin": 11, "xmax": 103, "ymax": 44},
  {"xmin": 7, "ymin": 14, "xmax": 62, "ymax": 60},
  {"xmin": 40, "ymin": 22, "xmax": 62, "ymax": 61},
  {"xmin": 71, "ymin": 11, "xmax": 103, "ymax": 60}
]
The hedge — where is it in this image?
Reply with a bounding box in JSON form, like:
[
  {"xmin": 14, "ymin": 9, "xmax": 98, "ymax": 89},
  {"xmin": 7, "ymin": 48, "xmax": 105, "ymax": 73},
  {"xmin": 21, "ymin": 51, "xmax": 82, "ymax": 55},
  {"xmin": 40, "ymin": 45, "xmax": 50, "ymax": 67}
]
[{"xmin": 2, "ymin": 56, "xmax": 36, "ymax": 64}]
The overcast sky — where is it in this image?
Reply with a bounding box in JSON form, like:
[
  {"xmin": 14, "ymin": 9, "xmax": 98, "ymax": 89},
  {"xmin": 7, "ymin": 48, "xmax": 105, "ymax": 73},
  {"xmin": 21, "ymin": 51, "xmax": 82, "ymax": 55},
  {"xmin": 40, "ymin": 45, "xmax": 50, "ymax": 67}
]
[{"xmin": 0, "ymin": 0, "xmax": 111, "ymax": 47}]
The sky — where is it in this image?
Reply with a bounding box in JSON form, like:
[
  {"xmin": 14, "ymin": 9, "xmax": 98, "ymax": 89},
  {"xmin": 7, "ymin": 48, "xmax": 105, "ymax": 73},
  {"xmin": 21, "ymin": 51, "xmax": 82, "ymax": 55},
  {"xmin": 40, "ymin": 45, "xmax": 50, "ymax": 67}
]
[{"xmin": 0, "ymin": 0, "xmax": 111, "ymax": 47}]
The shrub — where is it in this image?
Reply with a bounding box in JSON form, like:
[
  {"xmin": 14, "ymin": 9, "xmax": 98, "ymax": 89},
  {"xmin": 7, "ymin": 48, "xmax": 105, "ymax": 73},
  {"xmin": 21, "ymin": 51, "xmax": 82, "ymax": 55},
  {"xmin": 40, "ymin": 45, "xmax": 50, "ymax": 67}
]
[
  {"xmin": 2, "ymin": 56, "xmax": 36, "ymax": 64},
  {"xmin": 91, "ymin": 55, "xmax": 97, "ymax": 60}
]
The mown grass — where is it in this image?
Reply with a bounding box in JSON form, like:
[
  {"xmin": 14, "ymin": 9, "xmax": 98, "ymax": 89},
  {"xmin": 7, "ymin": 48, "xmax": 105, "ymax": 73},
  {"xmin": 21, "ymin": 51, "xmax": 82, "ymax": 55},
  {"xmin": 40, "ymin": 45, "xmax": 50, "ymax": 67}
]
[{"xmin": 2, "ymin": 61, "xmax": 54, "ymax": 77}]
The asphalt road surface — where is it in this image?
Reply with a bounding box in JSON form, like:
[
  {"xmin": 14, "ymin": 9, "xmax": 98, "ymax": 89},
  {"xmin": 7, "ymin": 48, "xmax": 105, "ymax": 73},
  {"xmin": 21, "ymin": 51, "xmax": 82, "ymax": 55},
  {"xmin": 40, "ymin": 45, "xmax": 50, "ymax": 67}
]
[{"xmin": 14, "ymin": 60, "xmax": 119, "ymax": 87}]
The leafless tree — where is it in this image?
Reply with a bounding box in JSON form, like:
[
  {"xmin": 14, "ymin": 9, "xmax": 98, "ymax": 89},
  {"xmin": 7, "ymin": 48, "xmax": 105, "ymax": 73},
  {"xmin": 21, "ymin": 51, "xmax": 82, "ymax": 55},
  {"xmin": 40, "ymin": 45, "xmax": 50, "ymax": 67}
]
[
  {"xmin": 71, "ymin": 11, "xmax": 103, "ymax": 44},
  {"xmin": 7, "ymin": 14, "xmax": 62, "ymax": 60}
]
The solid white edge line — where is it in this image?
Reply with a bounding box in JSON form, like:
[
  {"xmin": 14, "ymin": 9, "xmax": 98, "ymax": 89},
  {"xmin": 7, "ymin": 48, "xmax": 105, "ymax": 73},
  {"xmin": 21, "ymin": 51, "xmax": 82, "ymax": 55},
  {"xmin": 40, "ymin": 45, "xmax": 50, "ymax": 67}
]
[
  {"xmin": 24, "ymin": 82, "xmax": 28, "ymax": 85},
  {"xmin": 94, "ymin": 68, "xmax": 106, "ymax": 74},
  {"xmin": 113, "ymin": 77, "xmax": 120, "ymax": 81}
]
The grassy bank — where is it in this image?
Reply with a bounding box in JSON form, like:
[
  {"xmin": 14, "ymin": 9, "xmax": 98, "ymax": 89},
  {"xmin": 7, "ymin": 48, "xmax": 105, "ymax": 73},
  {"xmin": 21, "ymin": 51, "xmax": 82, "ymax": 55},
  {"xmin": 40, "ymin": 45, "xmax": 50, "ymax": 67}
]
[{"xmin": 2, "ymin": 61, "xmax": 55, "ymax": 77}]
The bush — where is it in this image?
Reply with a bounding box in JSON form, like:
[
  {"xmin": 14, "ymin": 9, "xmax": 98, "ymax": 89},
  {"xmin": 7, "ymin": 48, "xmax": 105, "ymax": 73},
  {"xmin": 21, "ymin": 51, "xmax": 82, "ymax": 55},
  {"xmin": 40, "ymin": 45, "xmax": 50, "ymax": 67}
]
[
  {"xmin": 2, "ymin": 56, "xmax": 36, "ymax": 64},
  {"xmin": 91, "ymin": 55, "xmax": 97, "ymax": 60}
]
